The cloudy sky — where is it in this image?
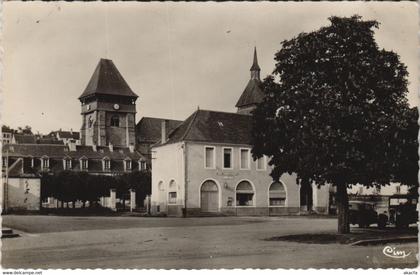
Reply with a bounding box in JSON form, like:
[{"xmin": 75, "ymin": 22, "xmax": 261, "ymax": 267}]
[{"xmin": 3, "ymin": 1, "xmax": 418, "ymax": 134}]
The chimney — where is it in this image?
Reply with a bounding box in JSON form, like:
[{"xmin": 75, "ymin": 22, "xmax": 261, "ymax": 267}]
[
  {"xmin": 70, "ymin": 128, "xmax": 73, "ymax": 134},
  {"xmin": 161, "ymin": 120, "xmax": 168, "ymax": 144},
  {"xmin": 68, "ymin": 142, "xmax": 77, "ymax": 151},
  {"xmin": 109, "ymin": 143, "xmax": 114, "ymax": 152},
  {"xmin": 129, "ymin": 144, "xmax": 134, "ymax": 153}
]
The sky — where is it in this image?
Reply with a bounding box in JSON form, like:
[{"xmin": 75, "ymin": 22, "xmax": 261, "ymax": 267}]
[{"xmin": 2, "ymin": 1, "xmax": 419, "ymax": 134}]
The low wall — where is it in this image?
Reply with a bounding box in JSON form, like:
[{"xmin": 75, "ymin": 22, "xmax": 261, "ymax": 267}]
[{"xmin": 161, "ymin": 206, "xmax": 304, "ymax": 217}]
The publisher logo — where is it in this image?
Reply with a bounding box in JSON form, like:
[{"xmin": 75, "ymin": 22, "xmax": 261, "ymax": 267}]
[{"xmin": 382, "ymin": 246, "xmax": 411, "ymax": 259}]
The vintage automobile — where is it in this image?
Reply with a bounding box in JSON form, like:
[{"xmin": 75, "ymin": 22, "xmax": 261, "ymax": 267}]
[
  {"xmin": 348, "ymin": 201, "xmax": 378, "ymax": 228},
  {"xmin": 388, "ymin": 195, "xmax": 418, "ymax": 228}
]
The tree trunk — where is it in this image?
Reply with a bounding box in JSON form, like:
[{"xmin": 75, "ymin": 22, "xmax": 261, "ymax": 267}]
[
  {"xmin": 72, "ymin": 201, "xmax": 76, "ymax": 208},
  {"xmin": 82, "ymin": 201, "xmax": 86, "ymax": 208},
  {"xmin": 66, "ymin": 202, "xmax": 69, "ymax": 208},
  {"xmin": 60, "ymin": 201, "xmax": 64, "ymax": 208},
  {"xmin": 336, "ymin": 183, "xmax": 350, "ymax": 234}
]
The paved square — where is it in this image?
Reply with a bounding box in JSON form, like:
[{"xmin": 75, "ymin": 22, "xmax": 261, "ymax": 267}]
[{"xmin": 2, "ymin": 215, "xmax": 418, "ymax": 269}]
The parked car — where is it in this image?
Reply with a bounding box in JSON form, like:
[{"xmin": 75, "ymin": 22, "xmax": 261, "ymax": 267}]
[
  {"xmin": 349, "ymin": 201, "xmax": 378, "ymax": 228},
  {"xmin": 377, "ymin": 211, "xmax": 389, "ymax": 229},
  {"xmin": 389, "ymin": 195, "xmax": 418, "ymax": 228}
]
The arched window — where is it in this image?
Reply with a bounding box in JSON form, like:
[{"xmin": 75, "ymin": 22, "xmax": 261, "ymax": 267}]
[
  {"xmin": 158, "ymin": 181, "xmax": 164, "ymax": 191},
  {"xmin": 269, "ymin": 182, "xmax": 286, "ymax": 206},
  {"xmin": 236, "ymin": 181, "xmax": 254, "ymax": 206},
  {"xmin": 110, "ymin": 115, "xmax": 119, "ymax": 127}
]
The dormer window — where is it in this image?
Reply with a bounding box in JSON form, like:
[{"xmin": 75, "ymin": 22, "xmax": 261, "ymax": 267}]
[
  {"xmin": 41, "ymin": 156, "xmax": 49, "ymax": 170},
  {"xmin": 63, "ymin": 158, "xmax": 72, "ymax": 170},
  {"xmin": 80, "ymin": 157, "xmax": 88, "ymax": 171},
  {"xmin": 139, "ymin": 160, "xmax": 147, "ymax": 171},
  {"xmin": 28, "ymin": 156, "xmax": 34, "ymax": 168},
  {"xmin": 102, "ymin": 157, "xmax": 111, "ymax": 171},
  {"xmin": 124, "ymin": 159, "xmax": 132, "ymax": 171}
]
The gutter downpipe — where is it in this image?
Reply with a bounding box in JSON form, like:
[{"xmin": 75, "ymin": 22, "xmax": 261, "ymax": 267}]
[
  {"xmin": 183, "ymin": 141, "xmax": 188, "ymax": 218},
  {"xmin": 4, "ymin": 149, "xmax": 9, "ymax": 214}
]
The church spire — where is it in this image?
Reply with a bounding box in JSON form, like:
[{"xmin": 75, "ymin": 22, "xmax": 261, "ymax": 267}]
[
  {"xmin": 250, "ymin": 47, "xmax": 260, "ymax": 80},
  {"xmin": 235, "ymin": 47, "xmax": 264, "ymax": 114}
]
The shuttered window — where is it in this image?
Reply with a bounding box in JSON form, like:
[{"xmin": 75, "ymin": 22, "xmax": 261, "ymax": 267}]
[
  {"xmin": 240, "ymin": 148, "xmax": 250, "ymax": 169},
  {"xmin": 205, "ymin": 146, "xmax": 215, "ymax": 168}
]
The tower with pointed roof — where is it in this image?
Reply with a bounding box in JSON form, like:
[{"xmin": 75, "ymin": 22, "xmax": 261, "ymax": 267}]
[
  {"xmin": 235, "ymin": 47, "xmax": 264, "ymax": 115},
  {"xmin": 79, "ymin": 58, "xmax": 138, "ymax": 147}
]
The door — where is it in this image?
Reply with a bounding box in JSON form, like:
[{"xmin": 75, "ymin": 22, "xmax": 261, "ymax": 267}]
[{"xmin": 200, "ymin": 180, "xmax": 219, "ymax": 212}]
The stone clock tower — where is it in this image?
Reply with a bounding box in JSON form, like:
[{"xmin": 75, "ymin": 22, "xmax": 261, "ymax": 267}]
[{"xmin": 79, "ymin": 58, "xmax": 138, "ymax": 147}]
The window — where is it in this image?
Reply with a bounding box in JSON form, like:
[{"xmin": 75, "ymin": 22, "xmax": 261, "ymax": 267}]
[
  {"xmin": 168, "ymin": 192, "xmax": 177, "ymax": 204},
  {"xmin": 63, "ymin": 158, "xmax": 72, "ymax": 170},
  {"xmin": 124, "ymin": 159, "xmax": 132, "ymax": 171},
  {"xmin": 80, "ymin": 158, "xmax": 88, "ymax": 170},
  {"xmin": 103, "ymin": 158, "xmax": 111, "ymax": 171},
  {"xmin": 240, "ymin": 148, "xmax": 250, "ymax": 170},
  {"xmin": 158, "ymin": 181, "xmax": 164, "ymax": 191},
  {"xmin": 223, "ymin": 148, "xmax": 233, "ymax": 169},
  {"xmin": 139, "ymin": 160, "xmax": 147, "ymax": 171},
  {"xmin": 204, "ymin": 146, "xmax": 215, "ymax": 169},
  {"xmin": 88, "ymin": 116, "xmax": 94, "ymax": 128},
  {"xmin": 110, "ymin": 115, "xmax": 119, "ymax": 127},
  {"xmin": 41, "ymin": 157, "xmax": 49, "ymax": 170},
  {"xmin": 256, "ymin": 156, "xmax": 266, "ymax": 170},
  {"xmin": 269, "ymin": 182, "xmax": 286, "ymax": 206},
  {"xmin": 236, "ymin": 181, "xmax": 254, "ymax": 206}
]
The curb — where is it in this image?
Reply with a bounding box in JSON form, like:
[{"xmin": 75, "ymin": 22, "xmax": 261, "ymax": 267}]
[{"xmin": 350, "ymin": 236, "xmax": 418, "ymax": 246}]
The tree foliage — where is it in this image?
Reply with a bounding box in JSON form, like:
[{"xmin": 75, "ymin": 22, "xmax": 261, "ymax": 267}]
[
  {"xmin": 253, "ymin": 15, "xmax": 410, "ymax": 186},
  {"xmin": 40, "ymin": 171, "xmax": 152, "ymax": 208},
  {"xmin": 251, "ymin": 15, "xmax": 412, "ymax": 233}
]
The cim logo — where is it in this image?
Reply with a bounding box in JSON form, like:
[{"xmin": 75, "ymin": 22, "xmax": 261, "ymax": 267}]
[{"xmin": 382, "ymin": 246, "xmax": 412, "ymax": 259}]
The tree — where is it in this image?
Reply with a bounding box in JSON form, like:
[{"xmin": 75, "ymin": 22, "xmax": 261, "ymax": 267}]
[
  {"xmin": 251, "ymin": 16, "xmax": 410, "ymax": 233},
  {"xmin": 126, "ymin": 171, "xmax": 151, "ymax": 207},
  {"xmin": 391, "ymin": 107, "xmax": 419, "ymax": 195}
]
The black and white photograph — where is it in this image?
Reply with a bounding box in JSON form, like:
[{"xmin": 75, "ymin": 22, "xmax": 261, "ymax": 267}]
[{"xmin": 1, "ymin": 1, "xmax": 418, "ymax": 271}]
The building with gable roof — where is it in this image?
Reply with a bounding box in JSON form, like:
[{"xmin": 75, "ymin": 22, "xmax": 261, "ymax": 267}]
[
  {"xmin": 150, "ymin": 48, "xmax": 331, "ymax": 216},
  {"xmin": 2, "ymin": 59, "xmax": 148, "ymax": 211},
  {"xmin": 47, "ymin": 129, "xmax": 81, "ymax": 145}
]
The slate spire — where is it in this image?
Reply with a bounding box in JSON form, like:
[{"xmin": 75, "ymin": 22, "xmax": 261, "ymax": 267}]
[
  {"xmin": 235, "ymin": 47, "xmax": 264, "ymax": 114},
  {"xmin": 250, "ymin": 47, "xmax": 260, "ymax": 80},
  {"xmin": 79, "ymin": 58, "xmax": 138, "ymax": 100}
]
